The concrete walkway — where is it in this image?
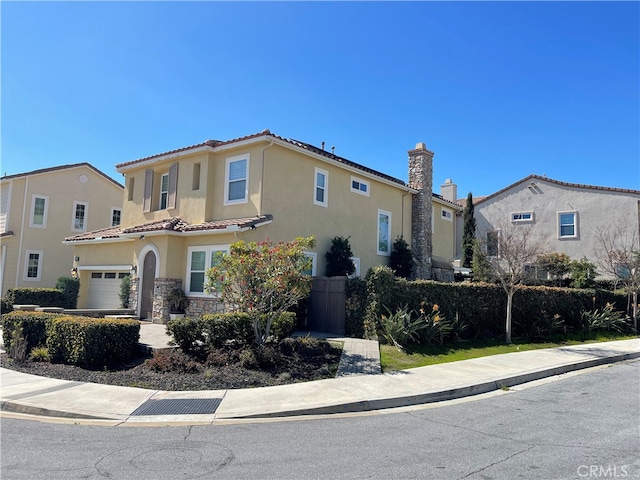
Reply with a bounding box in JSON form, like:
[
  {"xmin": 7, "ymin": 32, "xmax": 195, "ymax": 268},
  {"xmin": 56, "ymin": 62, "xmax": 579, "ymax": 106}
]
[{"xmin": 1, "ymin": 325, "xmax": 638, "ymax": 424}]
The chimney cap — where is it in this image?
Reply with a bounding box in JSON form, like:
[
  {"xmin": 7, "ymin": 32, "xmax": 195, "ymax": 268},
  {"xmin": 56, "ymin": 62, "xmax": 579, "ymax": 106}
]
[{"xmin": 415, "ymin": 142, "xmax": 427, "ymax": 150}]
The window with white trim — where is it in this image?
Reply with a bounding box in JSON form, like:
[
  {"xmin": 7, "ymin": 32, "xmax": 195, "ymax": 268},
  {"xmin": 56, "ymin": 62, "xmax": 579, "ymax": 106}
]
[
  {"xmin": 558, "ymin": 211, "xmax": 577, "ymax": 238},
  {"xmin": 186, "ymin": 245, "xmax": 229, "ymax": 294},
  {"xmin": 441, "ymin": 207, "xmax": 453, "ymax": 222},
  {"xmin": 111, "ymin": 208, "xmax": 122, "ymax": 227},
  {"xmin": 487, "ymin": 230, "xmax": 499, "ymax": 257},
  {"xmin": 512, "ymin": 211, "xmax": 534, "ymax": 223},
  {"xmin": 377, "ymin": 209, "xmax": 392, "ymax": 256},
  {"xmin": 314, "ymin": 168, "xmax": 328, "ymax": 207},
  {"xmin": 24, "ymin": 250, "xmax": 43, "ymax": 281},
  {"xmin": 225, "ymin": 154, "xmax": 249, "ymax": 205},
  {"xmin": 30, "ymin": 195, "xmax": 48, "ymax": 228},
  {"xmin": 159, "ymin": 173, "xmax": 169, "ymax": 210},
  {"xmin": 72, "ymin": 201, "xmax": 88, "ymax": 232},
  {"xmin": 350, "ymin": 257, "xmax": 361, "ymax": 278},
  {"xmin": 302, "ymin": 252, "xmax": 317, "ymax": 276},
  {"xmin": 350, "ymin": 176, "xmax": 369, "ymax": 196}
]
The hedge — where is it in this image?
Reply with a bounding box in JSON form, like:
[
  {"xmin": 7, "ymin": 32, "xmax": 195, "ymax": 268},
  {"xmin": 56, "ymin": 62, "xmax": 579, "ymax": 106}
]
[
  {"xmin": 347, "ymin": 266, "xmax": 629, "ymax": 340},
  {"xmin": 167, "ymin": 312, "xmax": 297, "ymax": 353},
  {"xmin": 1, "ymin": 311, "xmax": 59, "ymax": 353},
  {"xmin": 4, "ymin": 288, "xmax": 65, "ymax": 308},
  {"xmin": 47, "ymin": 316, "xmax": 140, "ymax": 367}
]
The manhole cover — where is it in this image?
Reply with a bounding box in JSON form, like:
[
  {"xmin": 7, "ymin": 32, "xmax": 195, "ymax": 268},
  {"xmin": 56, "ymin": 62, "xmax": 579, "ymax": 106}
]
[{"xmin": 131, "ymin": 398, "xmax": 221, "ymax": 416}]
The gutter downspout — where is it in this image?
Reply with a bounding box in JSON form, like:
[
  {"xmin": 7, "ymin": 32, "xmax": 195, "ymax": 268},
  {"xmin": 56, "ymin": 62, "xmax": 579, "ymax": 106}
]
[{"xmin": 258, "ymin": 139, "xmax": 275, "ymax": 216}]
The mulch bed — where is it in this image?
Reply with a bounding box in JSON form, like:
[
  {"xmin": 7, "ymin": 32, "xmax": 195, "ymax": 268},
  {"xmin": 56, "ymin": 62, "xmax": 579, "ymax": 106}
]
[{"xmin": 0, "ymin": 337, "xmax": 342, "ymax": 391}]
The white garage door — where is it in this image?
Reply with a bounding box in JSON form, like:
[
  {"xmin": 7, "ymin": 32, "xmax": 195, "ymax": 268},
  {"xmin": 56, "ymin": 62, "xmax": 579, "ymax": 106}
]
[{"xmin": 87, "ymin": 272, "xmax": 126, "ymax": 309}]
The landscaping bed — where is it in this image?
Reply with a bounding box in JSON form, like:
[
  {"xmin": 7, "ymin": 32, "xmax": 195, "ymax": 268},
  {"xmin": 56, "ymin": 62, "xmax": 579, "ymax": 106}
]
[{"xmin": 0, "ymin": 337, "xmax": 343, "ymax": 391}]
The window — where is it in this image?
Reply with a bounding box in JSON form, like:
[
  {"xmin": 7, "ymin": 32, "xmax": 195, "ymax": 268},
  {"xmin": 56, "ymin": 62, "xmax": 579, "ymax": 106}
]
[
  {"xmin": 350, "ymin": 257, "xmax": 361, "ymax": 278},
  {"xmin": 30, "ymin": 195, "xmax": 48, "ymax": 228},
  {"xmin": 377, "ymin": 209, "xmax": 392, "ymax": 256},
  {"xmin": 512, "ymin": 211, "xmax": 533, "ymax": 223},
  {"xmin": 72, "ymin": 201, "xmax": 88, "ymax": 232},
  {"xmin": 24, "ymin": 250, "xmax": 43, "ymax": 281},
  {"xmin": 111, "ymin": 208, "xmax": 121, "ymax": 227},
  {"xmin": 314, "ymin": 168, "xmax": 328, "ymax": 207},
  {"xmin": 186, "ymin": 245, "xmax": 229, "ymax": 294},
  {"xmin": 118, "ymin": 272, "xmax": 129, "ymax": 279},
  {"xmin": 350, "ymin": 176, "xmax": 369, "ymax": 196},
  {"xmin": 302, "ymin": 252, "xmax": 317, "ymax": 276},
  {"xmin": 441, "ymin": 207, "xmax": 453, "ymax": 222},
  {"xmin": 159, "ymin": 173, "xmax": 169, "ymax": 210},
  {"xmin": 487, "ymin": 231, "xmax": 499, "ymax": 257},
  {"xmin": 91, "ymin": 272, "xmax": 102, "ymax": 279},
  {"xmin": 558, "ymin": 212, "xmax": 577, "ymax": 238},
  {"xmin": 127, "ymin": 177, "xmax": 135, "ymax": 201},
  {"xmin": 225, "ymin": 154, "xmax": 249, "ymax": 205},
  {"xmin": 192, "ymin": 163, "xmax": 201, "ymax": 190},
  {"xmin": 104, "ymin": 272, "xmax": 117, "ymax": 279}
]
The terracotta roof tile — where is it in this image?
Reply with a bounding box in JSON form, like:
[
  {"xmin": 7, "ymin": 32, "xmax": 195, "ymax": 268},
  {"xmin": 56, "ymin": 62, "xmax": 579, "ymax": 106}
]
[
  {"xmin": 64, "ymin": 215, "xmax": 273, "ymax": 242},
  {"xmin": 115, "ymin": 130, "xmax": 408, "ymax": 187}
]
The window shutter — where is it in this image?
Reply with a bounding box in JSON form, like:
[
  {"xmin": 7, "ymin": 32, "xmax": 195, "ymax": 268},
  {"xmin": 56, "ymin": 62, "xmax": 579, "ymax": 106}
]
[
  {"xmin": 143, "ymin": 169, "xmax": 153, "ymax": 212},
  {"xmin": 168, "ymin": 163, "xmax": 178, "ymax": 210}
]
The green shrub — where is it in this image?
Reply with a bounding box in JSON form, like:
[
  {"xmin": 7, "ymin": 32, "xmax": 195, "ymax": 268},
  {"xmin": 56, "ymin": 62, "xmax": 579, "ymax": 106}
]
[
  {"xmin": 389, "ymin": 236, "xmax": 413, "ymax": 278},
  {"xmin": 1, "ymin": 311, "xmax": 59, "ymax": 353},
  {"xmin": 47, "ymin": 316, "xmax": 139, "ymax": 367},
  {"xmin": 55, "ymin": 277, "xmax": 79, "ymax": 309},
  {"xmin": 144, "ymin": 349, "xmax": 201, "ymax": 373},
  {"xmin": 325, "ymin": 236, "xmax": 355, "ymax": 277},
  {"xmin": 4, "ymin": 288, "xmax": 65, "ymax": 308},
  {"xmin": 345, "ymin": 277, "xmax": 366, "ymax": 337},
  {"xmin": 580, "ymin": 303, "xmax": 632, "ymax": 338},
  {"xmin": 29, "ymin": 346, "xmax": 51, "ymax": 362},
  {"xmin": 8, "ymin": 327, "xmax": 28, "ymax": 362},
  {"xmin": 1, "ymin": 299, "xmax": 13, "ymax": 314},
  {"xmin": 166, "ymin": 317, "xmax": 205, "ymax": 353},
  {"xmin": 119, "ymin": 275, "xmax": 131, "ymax": 308}
]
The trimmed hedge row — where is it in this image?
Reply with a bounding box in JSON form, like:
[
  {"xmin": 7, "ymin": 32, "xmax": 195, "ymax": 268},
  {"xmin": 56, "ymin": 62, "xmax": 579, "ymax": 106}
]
[
  {"xmin": 1, "ymin": 311, "xmax": 140, "ymax": 367},
  {"xmin": 347, "ymin": 266, "xmax": 629, "ymax": 340},
  {"xmin": 4, "ymin": 288, "xmax": 65, "ymax": 308},
  {"xmin": 167, "ymin": 312, "xmax": 297, "ymax": 353}
]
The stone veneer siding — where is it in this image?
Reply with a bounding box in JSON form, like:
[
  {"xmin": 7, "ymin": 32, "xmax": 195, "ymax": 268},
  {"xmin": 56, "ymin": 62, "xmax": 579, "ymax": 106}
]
[
  {"xmin": 408, "ymin": 143, "xmax": 434, "ymax": 280},
  {"xmin": 153, "ymin": 278, "xmax": 182, "ymax": 323}
]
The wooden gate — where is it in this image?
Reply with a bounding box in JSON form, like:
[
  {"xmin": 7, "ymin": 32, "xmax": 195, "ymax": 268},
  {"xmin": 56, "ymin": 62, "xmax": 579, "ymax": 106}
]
[{"xmin": 307, "ymin": 276, "xmax": 346, "ymax": 335}]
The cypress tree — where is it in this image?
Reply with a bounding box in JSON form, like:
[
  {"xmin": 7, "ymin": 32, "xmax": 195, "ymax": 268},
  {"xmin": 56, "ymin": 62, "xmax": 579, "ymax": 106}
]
[{"xmin": 462, "ymin": 192, "xmax": 476, "ymax": 268}]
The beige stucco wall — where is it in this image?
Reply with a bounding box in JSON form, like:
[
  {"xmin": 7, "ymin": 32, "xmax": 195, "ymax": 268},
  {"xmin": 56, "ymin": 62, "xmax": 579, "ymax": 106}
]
[
  {"xmin": 432, "ymin": 198, "xmax": 457, "ymax": 262},
  {"xmin": 1, "ymin": 166, "xmax": 123, "ymax": 297}
]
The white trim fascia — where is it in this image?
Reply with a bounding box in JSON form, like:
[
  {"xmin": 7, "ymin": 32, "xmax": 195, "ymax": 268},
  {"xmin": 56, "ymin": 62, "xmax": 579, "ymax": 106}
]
[
  {"xmin": 77, "ymin": 265, "xmax": 131, "ymax": 271},
  {"xmin": 62, "ymin": 237, "xmax": 135, "ymax": 245},
  {"xmin": 1, "ymin": 180, "xmax": 12, "ymax": 234}
]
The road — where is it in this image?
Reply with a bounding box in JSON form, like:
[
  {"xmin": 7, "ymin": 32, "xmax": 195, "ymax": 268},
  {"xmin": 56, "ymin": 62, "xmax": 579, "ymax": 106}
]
[{"xmin": 1, "ymin": 360, "xmax": 639, "ymax": 480}]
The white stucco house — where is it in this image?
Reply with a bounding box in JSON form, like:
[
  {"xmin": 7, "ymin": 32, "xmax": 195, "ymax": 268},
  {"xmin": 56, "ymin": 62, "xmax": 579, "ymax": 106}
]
[{"xmin": 471, "ymin": 174, "xmax": 640, "ymax": 279}]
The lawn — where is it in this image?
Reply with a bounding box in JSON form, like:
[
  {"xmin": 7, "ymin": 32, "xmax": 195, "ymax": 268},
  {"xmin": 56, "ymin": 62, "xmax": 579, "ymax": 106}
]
[{"xmin": 380, "ymin": 332, "xmax": 638, "ymax": 371}]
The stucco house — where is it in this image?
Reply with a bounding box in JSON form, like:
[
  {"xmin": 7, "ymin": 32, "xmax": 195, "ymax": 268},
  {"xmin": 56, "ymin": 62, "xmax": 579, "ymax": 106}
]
[
  {"xmin": 0, "ymin": 163, "xmax": 124, "ymax": 297},
  {"xmin": 65, "ymin": 130, "xmax": 457, "ymax": 321},
  {"xmin": 469, "ymin": 174, "xmax": 640, "ymax": 278}
]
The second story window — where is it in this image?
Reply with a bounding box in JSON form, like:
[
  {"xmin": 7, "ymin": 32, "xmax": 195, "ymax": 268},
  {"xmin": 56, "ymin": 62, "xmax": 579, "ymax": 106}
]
[
  {"xmin": 225, "ymin": 154, "xmax": 249, "ymax": 205},
  {"xmin": 441, "ymin": 207, "xmax": 453, "ymax": 222},
  {"xmin": 159, "ymin": 173, "xmax": 169, "ymax": 210},
  {"xmin": 314, "ymin": 168, "xmax": 328, "ymax": 207},
  {"xmin": 72, "ymin": 201, "xmax": 88, "ymax": 232},
  {"xmin": 111, "ymin": 208, "xmax": 121, "ymax": 227},
  {"xmin": 30, "ymin": 194, "xmax": 48, "ymax": 228},
  {"xmin": 558, "ymin": 211, "xmax": 577, "ymax": 238},
  {"xmin": 350, "ymin": 176, "xmax": 369, "ymax": 196},
  {"xmin": 377, "ymin": 209, "xmax": 391, "ymax": 256}
]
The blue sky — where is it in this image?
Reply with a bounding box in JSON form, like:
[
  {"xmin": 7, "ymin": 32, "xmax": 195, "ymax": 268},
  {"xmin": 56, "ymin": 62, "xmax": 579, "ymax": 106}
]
[{"xmin": 2, "ymin": 1, "xmax": 638, "ymax": 198}]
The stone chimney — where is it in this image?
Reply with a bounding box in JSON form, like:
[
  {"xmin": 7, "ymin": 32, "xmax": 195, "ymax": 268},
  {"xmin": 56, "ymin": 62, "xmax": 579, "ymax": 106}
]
[
  {"xmin": 409, "ymin": 142, "xmax": 434, "ymax": 280},
  {"xmin": 440, "ymin": 178, "xmax": 457, "ymax": 203}
]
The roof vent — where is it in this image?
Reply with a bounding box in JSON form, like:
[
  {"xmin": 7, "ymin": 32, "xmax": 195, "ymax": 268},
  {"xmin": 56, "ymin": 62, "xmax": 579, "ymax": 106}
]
[
  {"xmin": 261, "ymin": 129, "xmax": 271, "ymax": 135},
  {"xmin": 204, "ymin": 139, "xmax": 217, "ymax": 147},
  {"xmin": 331, "ymin": 146, "xmax": 335, "ymax": 154}
]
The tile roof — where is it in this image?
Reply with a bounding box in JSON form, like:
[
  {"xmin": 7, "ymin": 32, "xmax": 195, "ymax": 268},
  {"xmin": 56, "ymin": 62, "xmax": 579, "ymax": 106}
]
[
  {"xmin": 115, "ymin": 130, "xmax": 408, "ymax": 187},
  {"xmin": 1, "ymin": 162, "xmax": 123, "ymax": 189},
  {"xmin": 476, "ymin": 174, "xmax": 640, "ymax": 205},
  {"xmin": 64, "ymin": 215, "xmax": 273, "ymax": 242}
]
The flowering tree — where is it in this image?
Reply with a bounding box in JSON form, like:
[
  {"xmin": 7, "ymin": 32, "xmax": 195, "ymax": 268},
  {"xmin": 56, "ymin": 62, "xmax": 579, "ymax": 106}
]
[{"xmin": 206, "ymin": 237, "xmax": 316, "ymax": 345}]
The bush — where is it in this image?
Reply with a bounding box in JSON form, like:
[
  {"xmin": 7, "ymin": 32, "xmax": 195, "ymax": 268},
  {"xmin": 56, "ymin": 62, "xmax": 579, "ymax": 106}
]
[
  {"xmin": 8, "ymin": 327, "xmax": 28, "ymax": 362},
  {"xmin": 1, "ymin": 299, "xmax": 13, "ymax": 314},
  {"xmin": 325, "ymin": 236, "xmax": 355, "ymax": 277},
  {"xmin": 119, "ymin": 275, "xmax": 131, "ymax": 308},
  {"xmin": 47, "ymin": 316, "xmax": 140, "ymax": 367},
  {"xmin": 144, "ymin": 349, "xmax": 201, "ymax": 373},
  {"xmin": 389, "ymin": 236, "xmax": 413, "ymax": 278},
  {"xmin": 4, "ymin": 288, "xmax": 65, "ymax": 308},
  {"xmin": 55, "ymin": 277, "xmax": 80, "ymax": 309},
  {"xmin": 166, "ymin": 316, "xmax": 205, "ymax": 353},
  {"xmin": 29, "ymin": 346, "xmax": 51, "ymax": 362},
  {"xmin": 1, "ymin": 311, "xmax": 58, "ymax": 354}
]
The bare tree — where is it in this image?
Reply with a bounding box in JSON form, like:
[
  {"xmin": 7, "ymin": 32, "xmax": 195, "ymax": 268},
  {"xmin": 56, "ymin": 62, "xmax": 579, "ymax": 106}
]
[
  {"xmin": 595, "ymin": 219, "xmax": 639, "ymax": 331},
  {"xmin": 477, "ymin": 220, "xmax": 547, "ymax": 343}
]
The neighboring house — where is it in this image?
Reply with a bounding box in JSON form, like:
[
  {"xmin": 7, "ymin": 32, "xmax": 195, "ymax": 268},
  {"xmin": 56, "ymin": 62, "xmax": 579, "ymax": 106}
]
[
  {"xmin": 0, "ymin": 163, "xmax": 124, "ymax": 297},
  {"xmin": 65, "ymin": 130, "xmax": 457, "ymax": 321},
  {"xmin": 467, "ymin": 174, "xmax": 640, "ymax": 278}
]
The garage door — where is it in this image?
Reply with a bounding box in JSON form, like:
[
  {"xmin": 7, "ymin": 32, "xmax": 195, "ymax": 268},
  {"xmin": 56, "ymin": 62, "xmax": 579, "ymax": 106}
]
[{"xmin": 87, "ymin": 272, "xmax": 127, "ymax": 309}]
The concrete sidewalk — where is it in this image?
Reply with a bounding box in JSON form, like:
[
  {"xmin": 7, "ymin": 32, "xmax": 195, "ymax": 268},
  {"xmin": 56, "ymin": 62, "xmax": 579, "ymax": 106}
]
[{"xmin": 1, "ymin": 337, "xmax": 638, "ymax": 424}]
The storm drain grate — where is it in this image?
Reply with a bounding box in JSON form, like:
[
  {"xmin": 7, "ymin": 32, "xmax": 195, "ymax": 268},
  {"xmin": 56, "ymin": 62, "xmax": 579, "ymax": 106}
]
[{"xmin": 131, "ymin": 398, "xmax": 222, "ymax": 416}]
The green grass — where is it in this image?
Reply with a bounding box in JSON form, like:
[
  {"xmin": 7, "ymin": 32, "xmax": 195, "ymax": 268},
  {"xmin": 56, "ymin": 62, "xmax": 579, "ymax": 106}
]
[{"xmin": 380, "ymin": 332, "xmax": 638, "ymax": 371}]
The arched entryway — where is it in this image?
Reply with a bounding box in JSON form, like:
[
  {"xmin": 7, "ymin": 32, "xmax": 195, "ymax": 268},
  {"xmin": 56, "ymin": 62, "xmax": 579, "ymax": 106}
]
[{"xmin": 139, "ymin": 250, "xmax": 157, "ymax": 320}]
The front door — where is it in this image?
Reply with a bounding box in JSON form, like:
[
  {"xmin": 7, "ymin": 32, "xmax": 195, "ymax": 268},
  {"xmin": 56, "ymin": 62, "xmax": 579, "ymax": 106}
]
[{"xmin": 140, "ymin": 251, "xmax": 156, "ymax": 319}]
